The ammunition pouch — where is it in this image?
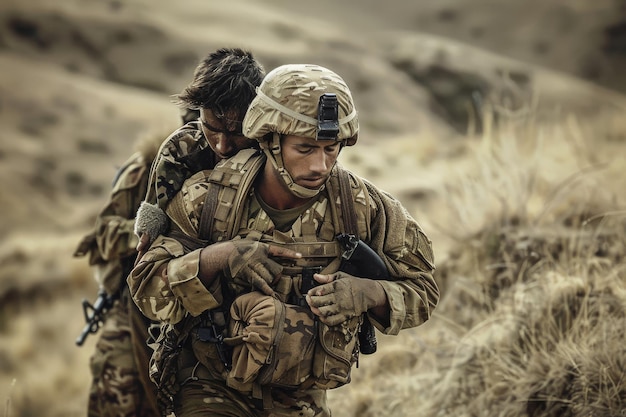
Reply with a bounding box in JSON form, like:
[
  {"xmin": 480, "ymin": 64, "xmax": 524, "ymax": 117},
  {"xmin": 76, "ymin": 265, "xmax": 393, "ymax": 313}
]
[
  {"xmin": 225, "ymin": 291, "xmax": 360, "ymax": 396},
  {"xmin": 226, "ymin": 292, "xmax": 317, "ymax": 392},
  {"xmin": 313, "ymin": 316, "xmax": 361, "ymax": 389}
]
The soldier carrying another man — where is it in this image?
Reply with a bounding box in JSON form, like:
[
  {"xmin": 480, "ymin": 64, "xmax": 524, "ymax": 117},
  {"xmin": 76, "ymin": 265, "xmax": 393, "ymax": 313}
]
[{"xmin": 129, "ymin": 63, "xmax": 439, "ymax": 416}]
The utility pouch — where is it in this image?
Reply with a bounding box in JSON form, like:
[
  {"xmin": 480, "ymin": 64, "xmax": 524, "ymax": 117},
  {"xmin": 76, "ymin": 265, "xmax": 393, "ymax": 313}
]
[
  {"xmin": 226, "ymin": 292, "xmax": 317, "ymax": 392},
  {"xmin": 312, "ymin": 315, "xmax": 361, "ymax": 389}
]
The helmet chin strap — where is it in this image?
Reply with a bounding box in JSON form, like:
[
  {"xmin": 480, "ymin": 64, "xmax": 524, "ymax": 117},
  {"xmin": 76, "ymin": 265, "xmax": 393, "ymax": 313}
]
[{"xmin": 261, "ymin": 133, "xmax": 325, "ymax": 199}]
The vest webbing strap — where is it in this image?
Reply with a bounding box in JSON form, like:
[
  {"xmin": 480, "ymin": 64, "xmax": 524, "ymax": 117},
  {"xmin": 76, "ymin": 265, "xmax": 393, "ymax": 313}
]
[
  {"xmin": 336, "ymin": 168, "xmax": 358, "ymax": 236},
  {"xmin": 198, "ymin": 183, "xmax": 221, "ymax": 241}
]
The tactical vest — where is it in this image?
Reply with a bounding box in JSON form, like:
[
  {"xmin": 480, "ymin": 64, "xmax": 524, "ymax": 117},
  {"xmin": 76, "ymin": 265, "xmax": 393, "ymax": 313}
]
[
  {"xmin": 169, "ymin": 148, "xmax": 373, "ymax": 302},
  {"xmin": 154, "ymin": 149, "xmax": 377, "ymax": 409}
]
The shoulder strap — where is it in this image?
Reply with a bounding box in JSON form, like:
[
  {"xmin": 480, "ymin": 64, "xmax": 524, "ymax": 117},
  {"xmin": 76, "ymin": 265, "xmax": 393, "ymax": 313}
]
[
  {"xmin": 197, "ymin": 149, "xmax": 265, "ymax": 241},
  {"xmin": 336, "ymin": 167, "xmax": 358, "ymax": 236},
  {"xmin": 331, "ymin": 164, "xmax": 371, "ymax": 240},
  {"xmin": 198, "ymin": 182, "xmax": 221, "ymax": 241}
]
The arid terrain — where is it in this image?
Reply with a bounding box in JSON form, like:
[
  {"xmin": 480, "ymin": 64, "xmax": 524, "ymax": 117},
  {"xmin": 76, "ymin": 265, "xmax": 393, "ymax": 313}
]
[{"xmin": 1, "ymin": 1, "xmax": 626, "ymax": 416}]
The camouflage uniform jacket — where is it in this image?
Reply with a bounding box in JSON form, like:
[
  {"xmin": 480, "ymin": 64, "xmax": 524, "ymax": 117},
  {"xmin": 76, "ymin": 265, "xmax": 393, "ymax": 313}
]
[
  {"xmin": 144, "ymin": 120, "xmax": 218, "ymax": 211},
  {"xmin": 129, "ymin": 149, "xmax": 439, "ymax": 335},
  {"xmin": 75, "ymin": 150, "xmax": 152, "ymax": 295},
  {"xmin": 74, "ymin": 135, "xmax": 164, "ymax": 417}
]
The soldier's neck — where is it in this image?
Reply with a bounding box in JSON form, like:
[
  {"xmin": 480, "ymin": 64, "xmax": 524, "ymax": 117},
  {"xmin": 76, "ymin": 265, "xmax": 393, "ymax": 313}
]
[{"xmin": 256, "ymin": 162, "xmax": 311, "ymax": 210}]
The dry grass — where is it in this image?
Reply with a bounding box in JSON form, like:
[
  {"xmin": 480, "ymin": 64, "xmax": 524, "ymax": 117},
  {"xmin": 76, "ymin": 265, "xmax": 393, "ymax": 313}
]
[{"xmin": 326, "ymin": 108, "xmax": 626, "ymax": 417}]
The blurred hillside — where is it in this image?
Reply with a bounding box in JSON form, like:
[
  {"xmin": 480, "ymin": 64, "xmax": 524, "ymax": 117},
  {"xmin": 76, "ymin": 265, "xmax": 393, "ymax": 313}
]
[
  {"xmin": 285, "ymin": 0, "xmax": 626, "ymax": 93},
  {"xmin": 1, "ymin": 0, "xmax": 625, "ymax": 416}
]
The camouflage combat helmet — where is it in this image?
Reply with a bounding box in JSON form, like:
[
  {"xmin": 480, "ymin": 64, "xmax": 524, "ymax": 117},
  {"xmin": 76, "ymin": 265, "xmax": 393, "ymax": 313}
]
[{"xmin": 243, "ymin": 64, "xmax": 359, "ymax": 198}]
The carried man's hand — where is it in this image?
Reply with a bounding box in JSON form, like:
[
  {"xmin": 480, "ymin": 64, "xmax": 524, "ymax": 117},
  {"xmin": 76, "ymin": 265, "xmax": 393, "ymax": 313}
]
[
  {"xmin": 136, "ymin": 232, "xmax": 151, "ymax": 252},
  {"xmin": 306, "ymin": 272, "xmax": 387, "ymax": 326}
]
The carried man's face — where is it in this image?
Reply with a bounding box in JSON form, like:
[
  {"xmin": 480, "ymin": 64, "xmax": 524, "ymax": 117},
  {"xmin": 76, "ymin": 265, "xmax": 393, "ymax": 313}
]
[
  {"xmin": 281, "ymin": 135, "xmax": 341, "ymax": 190},
  {"xmin": 199, "ymin": 108, "xmax": 249, "ymax": 160}
]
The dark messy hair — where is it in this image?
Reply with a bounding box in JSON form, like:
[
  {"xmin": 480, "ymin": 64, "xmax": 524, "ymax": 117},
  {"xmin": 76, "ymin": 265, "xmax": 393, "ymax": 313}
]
[{"xmin": 174, "ymin": 48, "xmax": 265, "ymax": 121}]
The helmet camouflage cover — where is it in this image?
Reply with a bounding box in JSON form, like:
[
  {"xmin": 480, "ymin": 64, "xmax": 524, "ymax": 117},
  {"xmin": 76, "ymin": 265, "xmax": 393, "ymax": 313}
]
[{"xmin": 243, "ymin": 64, "xmax": 359, "ymax": 145}]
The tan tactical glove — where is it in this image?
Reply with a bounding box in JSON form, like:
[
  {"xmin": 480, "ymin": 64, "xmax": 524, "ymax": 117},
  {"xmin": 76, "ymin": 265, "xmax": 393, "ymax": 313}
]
[
  {"xmin": 227, "ymin": 240, "xmax": 300, "ymax": 296},
  {"xmin": 306, "ymin": 272, "xmax": 386, "ymax": 326}
]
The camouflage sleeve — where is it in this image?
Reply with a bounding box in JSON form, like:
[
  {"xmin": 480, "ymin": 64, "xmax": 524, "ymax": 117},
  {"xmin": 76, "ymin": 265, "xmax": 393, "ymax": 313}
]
[
  {"xmin": 143, "ymin": 122, "xmax": 212, "ymax": 210},
  {"xmin": 127, "ymin": 235, "xmax": 185, "ymax": 324},
  {"xmin": 363, "ymin": 179, "xmax": 439, "ymax": 335},
  {"xmin": 129, "ymin": 173, "xmax": 221, "ymax": 324},
  {"xmin": 128, "ymin": 235, "xmax": 220, "ymax": 324}
]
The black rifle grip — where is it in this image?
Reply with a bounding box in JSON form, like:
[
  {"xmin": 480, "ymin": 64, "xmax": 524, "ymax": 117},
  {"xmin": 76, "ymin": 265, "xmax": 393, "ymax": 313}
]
[{"xmin": 336, "ymin": 233, "xmax": 389, "ymax": 355}]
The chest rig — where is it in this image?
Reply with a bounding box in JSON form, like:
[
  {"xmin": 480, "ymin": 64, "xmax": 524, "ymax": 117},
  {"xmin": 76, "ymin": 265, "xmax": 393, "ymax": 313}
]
[
  {"xmin": 151, "ymin": 150, "xmax": 377, "ymax": 411},
  {"xmin": 195, "ymin": 148, "xmax": 372, "ymax": 303}
]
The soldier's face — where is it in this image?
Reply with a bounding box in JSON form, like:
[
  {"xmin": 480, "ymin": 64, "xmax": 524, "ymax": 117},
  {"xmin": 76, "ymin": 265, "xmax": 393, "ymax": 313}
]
[
  {"xmin": 199, "ymin": 108, "xmax": 250, "ymax": 160},
  {"xmin": 281, "ymin": 135, "xmax": 340, "ymax": 190}
]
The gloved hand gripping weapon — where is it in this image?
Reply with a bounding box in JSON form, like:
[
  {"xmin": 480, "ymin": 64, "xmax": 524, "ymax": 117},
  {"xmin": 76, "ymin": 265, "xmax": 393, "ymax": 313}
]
[{"xmin": 336, "ymin": 233, "xmax": 389, "ymax": 354}]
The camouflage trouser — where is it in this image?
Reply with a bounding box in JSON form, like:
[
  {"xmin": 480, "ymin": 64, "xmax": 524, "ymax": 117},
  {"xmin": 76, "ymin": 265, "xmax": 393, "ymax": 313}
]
[
  {"xmin": 173, "ymin": 348, "xmax": 331, "ymax": 417},
  {"xmin": 88, "ymin": 287, "xmax": 161, "ymax": 417}
]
